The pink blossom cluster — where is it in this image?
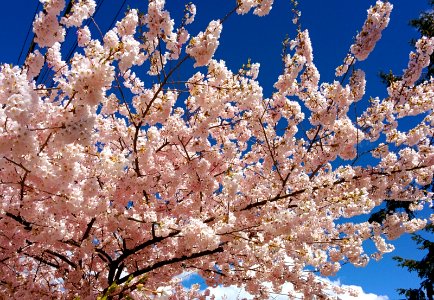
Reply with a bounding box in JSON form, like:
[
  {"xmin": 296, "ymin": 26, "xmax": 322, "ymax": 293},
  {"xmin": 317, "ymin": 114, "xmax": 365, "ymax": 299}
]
[
  {"xmin": 183, "ymin": 3, "xmax": 196, "ymax": 25},
  {"xmin": 24, "ymin": 50, "xmax": 44, "ymax": 79},
  {"xmin": 350, "ymin": 1, "xmax": 393, "ymax": 61},
  {"xmin": 61, "ymin": 0, "xmax": 96, "ymax": 28},
  {"xmin": 236, "ymin": 0, "xmax": 275, "ymax": 16},
  {"xmin": 402, "ymin": 36, "xmax": 434, "ymax": 87},
  {"xmin": 33, "ymin": 0, "xmax": 66, "ymax": 47},
  {"xmin": 186, "ymin": 20, "xmax": 222, "ymax": 67}
]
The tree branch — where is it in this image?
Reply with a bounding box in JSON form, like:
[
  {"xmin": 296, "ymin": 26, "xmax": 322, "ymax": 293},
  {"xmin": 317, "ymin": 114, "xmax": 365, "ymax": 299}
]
[
  {"xmin": 81, "ymin": 217, "xmax": 96, "ymax": 243},
  {"xmin": 107, "ymin": 229, "xmax": 181, "ymax": 284},
  {"xmin": 5, "ymin": 212, "xmax": 32, "ymax": 231},
  {"xmin": 45, "ymin": 249, "xmax": 77, "ymax": 269},
  {"xmin": 117, "ymin": 244, "xmax": 226, "ymax": 285}
]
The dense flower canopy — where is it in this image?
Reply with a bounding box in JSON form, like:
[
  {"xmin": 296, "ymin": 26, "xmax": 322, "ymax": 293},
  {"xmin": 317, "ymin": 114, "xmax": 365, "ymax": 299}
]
[{"xmin": 1, "ymin": 0, "xmax": 434, "ymax": 299}]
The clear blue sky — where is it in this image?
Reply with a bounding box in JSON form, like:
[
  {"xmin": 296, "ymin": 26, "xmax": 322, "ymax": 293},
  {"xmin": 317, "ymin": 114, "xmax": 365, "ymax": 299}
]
[{"xmin": 0, "ymin": 0, "xmax": 432, "ymax": 298}]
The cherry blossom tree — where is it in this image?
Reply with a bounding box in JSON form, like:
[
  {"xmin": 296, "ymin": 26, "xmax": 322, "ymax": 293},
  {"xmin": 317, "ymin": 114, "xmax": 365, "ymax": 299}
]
[{"xmin": 1, "ymin": 0, "xmax": 434, "ymax": 299}]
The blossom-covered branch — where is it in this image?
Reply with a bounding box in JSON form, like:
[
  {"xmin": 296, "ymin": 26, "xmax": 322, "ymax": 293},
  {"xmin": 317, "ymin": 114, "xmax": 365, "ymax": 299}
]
[{"xmin": 1, "ymin": 0, "xmax": 434, "ymax": 299}]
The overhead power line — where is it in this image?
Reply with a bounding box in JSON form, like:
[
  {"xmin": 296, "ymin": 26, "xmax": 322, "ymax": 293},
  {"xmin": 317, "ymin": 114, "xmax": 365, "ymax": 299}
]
[
  {"xmin": 109, "ymin": 0, "xmax": 127, "ymax": 30},
  {"xmin": 17, "ymin": 1, "xmax": 40, "ymax": 65}
]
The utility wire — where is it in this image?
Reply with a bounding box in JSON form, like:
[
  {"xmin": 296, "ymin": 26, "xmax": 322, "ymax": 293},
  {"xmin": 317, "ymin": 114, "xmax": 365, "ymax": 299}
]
[
  {"xmin": 40, "ymin": 0, "xmax": 125, "ymax": 87},
  {"xmin": 109, "ymin": 0, "xmax": 127, "ymax": 30},
  {"xmin": 17, "ymin": 2, "xmax": 40, "ymax": 65},
  {"xmin": 63, "ymin": 0, "xmax": 106, "ymax": 65},
  {"xmin": 36, "ymin": 0, "xmax": 75, "ymax": 86},
  {"xmin": 61, "ymin": 0, "xmax": 106, "ymax": 70},
  {"xmin": 62, "ymin": 0, "xmax": 121, "ymax": 68},
  {"xmin": 42, "ymin": 0, "xmax": 109, "ymax": 87}
]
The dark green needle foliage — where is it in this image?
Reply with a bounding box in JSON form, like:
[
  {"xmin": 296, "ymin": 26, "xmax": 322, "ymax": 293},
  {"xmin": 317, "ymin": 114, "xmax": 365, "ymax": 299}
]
[
  {"xmin": 394, "ymin": 224, "xmax": 434, "ymax": 300},
  {"xmin": 379, "ymin": 0, "xmax": 433, "ymax": 87},
  {"xmin": 375, "ymin": 2, "xmax": 434, "ymax": 299}
]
